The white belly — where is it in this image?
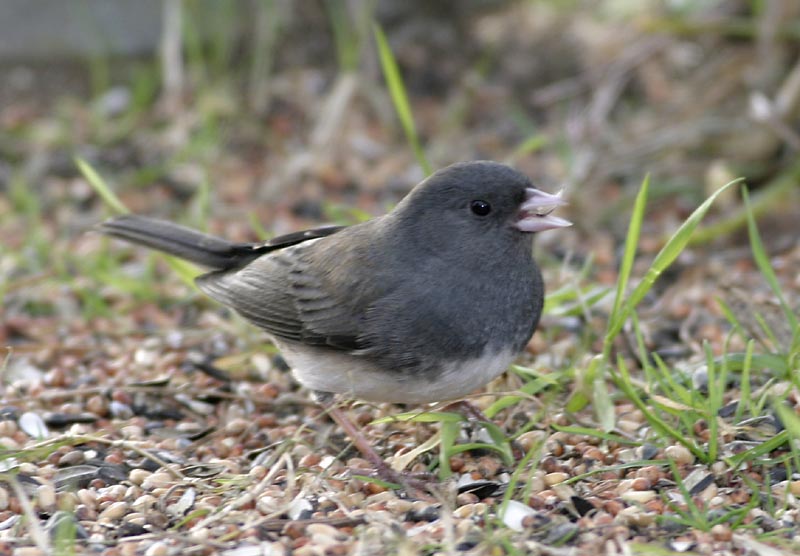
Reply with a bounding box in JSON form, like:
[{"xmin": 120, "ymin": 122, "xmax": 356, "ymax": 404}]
[{"xmin": 278, "ymin": 342, "xmax": 516, "ymax": 404}]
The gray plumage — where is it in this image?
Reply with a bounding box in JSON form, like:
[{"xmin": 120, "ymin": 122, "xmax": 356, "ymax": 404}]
[{"xmin": 99, "ymin": 161, "xmax": 569, "ymax": 403}]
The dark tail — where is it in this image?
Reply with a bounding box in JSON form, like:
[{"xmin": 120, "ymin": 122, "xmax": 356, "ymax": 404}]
[{"xmin": 97, "ymin": 215, "xmax": 263, "ymax": 270}]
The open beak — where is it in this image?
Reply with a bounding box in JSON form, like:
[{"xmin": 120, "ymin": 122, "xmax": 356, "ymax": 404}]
[{"xmin": 515, "ymin": 187, "xmax": 572, "ymax": 233}]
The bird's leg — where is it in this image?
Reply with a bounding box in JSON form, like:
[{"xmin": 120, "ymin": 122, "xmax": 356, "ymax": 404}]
[
  {"xmin": 444, "ymin": 400, "xmax": 491, "ymax": 423},
  {"xmin": 325, "ymin": 404, "xmax": 397, "ymax": 478},
  {"xmin": 312, "ymin": 392, "xmax": 433, "ymax": 494}
]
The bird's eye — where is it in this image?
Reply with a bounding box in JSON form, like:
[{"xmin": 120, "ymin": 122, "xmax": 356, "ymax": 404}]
[{"xmin": 470, "ymin": 200, "xmax": 492, "ymax": 216}]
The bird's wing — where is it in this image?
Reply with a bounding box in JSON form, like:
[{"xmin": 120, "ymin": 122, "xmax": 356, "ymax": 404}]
[
  {"xmin": 195, "ymin": 230, "xmax": 372, "ymax": 351},
  {"xmin": 214, "ymin": 225, "xmax": 348, "ymax": 269},
  {"xmin": 255, "ymin": 225, "xmax": 346, "ymax": 251}
]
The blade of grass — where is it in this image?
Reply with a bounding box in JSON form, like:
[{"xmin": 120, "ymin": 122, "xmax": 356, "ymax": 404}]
[
  {"xmin": 727, "ymin": 430, "xmax": 789, "ymax": 470},
  {"xmin": 744, "ymin": 187, "xmax": 799, "ymax": 333},
  {"xmin": 75, "ymin": 157, "xmax": 129, "ymax": 215},
  {"xmin": 562, "ymin": 459, "xmax": 669, "ymax": 485},
  {"xmin": 439, "ymin": 420, "xmax": 459, "ymax": 480},
  {"xmin": 735, "ymin": 340, "xmax": 755, "ymax": 421},
  {"xmin": 373, "ymin": 23, "xmax": 431, "ymax": 175},
  {"xmin": 614, "ymin": 355, "xmax": 707, "ymax": 462},
  {"xmin": 667, "ymin": 459, "xmax": 708, "ymax": 530},
  {"xmin": 371, "ymin": 411, "xmax": 465, "ymax": 425},
  {"xmin": 775, "ymin": 404, "xmax": 800, "ymax": 443},
  {"xmin": 499, "ymin": 437, "xmax": 545, "ymax": 518},
  {"xmin": 605, "ymin": 178, "xmax": 744, "ymax": 353},
  {"xmin": 485, "ymin": 372, "xmax": 558, "ymax": 418},
  {"xmin": 479, "ymin": 420, "xmax": 514, "ymax": 465},
  {"xmin": 704, "ymin": 342, "xmax": 721, "ymax": 462},
  {"xmin": 326, "ymin": 0, "xmax": 362, "ymax": 72},
  {"xmin": 603, "ymin": 175, "xmax": 650, "ymax": 360}
]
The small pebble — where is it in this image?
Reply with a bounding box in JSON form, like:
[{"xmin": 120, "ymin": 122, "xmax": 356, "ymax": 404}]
[
  {"xmin": 453, "ymin": 503, "xmax": 487, "ymax": 519},
  {"xmin": 13, "ymin": 547, "xmax": 45, "ymax": 556},
  {"xmin": 141, "ymin": 472, "xmax": 173, "ymax": 490},
  {"xmin": 710, "ymin": 523, "xmax": 732, "ymax": 541},
  {"xmin": 128, "ymin": 469, "xmax": 152, "ymax": 486},
  {"xmin": 385, "ymin": 499, "xmax": 413, "ymax": 513},
  {"xmin": 56, "ymin": 491, "xmax": 78, "ymax": 512},
  {"xmin": 120, "ymin": 425, "xmax": 144, "ymax": 439},
  {"xmin": 224, "ymin": 418, "xmax": 250, "ymax": 436},
  {"xmin": 109, "ymin": 401, "xmax": 134, "ymax": 420},
  {"xmin": 621, "ymin": 490, "xmax": 657, "ymax": 503},
  {"xmin": 36, "ymin": 484, "xmax": 56, "ymax": 513},
  {"xmin": 456, "ymin": 492, "xmax": 479, "ymax": 506},
  {"xmin": 664, "ymin": 445, "xmax": 694, "ymax": 465},
  {"xmin": 635, "ymin": 465, "xmax": 662, "ymax": 484},
  {"xmin": 299, "ymin": 453, "xmax": 321, "ymax": 468},
  {"xmin": 190, "ymin": 527, "xmax": 209, "ymax": 542},
  {"xmin": 77, "ymin": 489, "xmax": 98, "ymax": 508},
  {"xmin": 544, "ymin": 472, "xmax": 569, "ymax": 486},
  {"xmin": 517, "ymin": 430, "xmax": 547, "ymax": 452},
  {"xmin": 306, "ymin": 523, "xmax": 345, "ymax": 540},
  {"xmin": 144, "ymin": 541, "xmax": 169, "ymax": 556},
  {"xmin": 132, "ymin": 495, "xmax": 156, "ymax": 513},
  {"xmin": 617, "ymin": 419, "xmax": 641, "ymax": 434},
  {"xmin": 134, "ymin": 344, "xmax": 159, "ymax": 367},
  {"xmin": 615, "ymin": 506, "xmax": 655, "ymax": 527},
  {"xmin": 86, "ymin": 395, "xmax": 108, "ymax": 416},
  {"xmin": 98, "ymin": 501, "xmax": 128, "ymax": 521},
  {"xmin": 125, "ymin": 513, "xmax": 147, "ymax": 526},
  {"xmin": 19, "ymin": 412, "xmax": 49, "ymax": 438},
  {"xmin": 58, "ymin": 450, "xmax": 85, "ymax": 466},
  {"xmin": 0, "ymin": 437, "xmax": 19, "ymax": 450},
  {"xmin": 501, "ymin": 500, "xmax": 536, "ymax": 532}
]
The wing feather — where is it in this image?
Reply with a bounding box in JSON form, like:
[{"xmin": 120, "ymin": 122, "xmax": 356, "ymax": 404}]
[{"xmin": 196, "ymin": 235, "xmax": 372, "ymax": 351}]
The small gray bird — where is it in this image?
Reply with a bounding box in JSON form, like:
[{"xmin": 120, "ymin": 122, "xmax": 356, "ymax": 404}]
[{"xmin": 99, "ymin": 161, "xmax": 570, "ymax": 485}]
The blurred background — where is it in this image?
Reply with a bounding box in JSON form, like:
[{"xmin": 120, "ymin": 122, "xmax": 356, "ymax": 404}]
[{"xmin": 2, "ymin": 0, "xmax": 799, "ymax": 341}]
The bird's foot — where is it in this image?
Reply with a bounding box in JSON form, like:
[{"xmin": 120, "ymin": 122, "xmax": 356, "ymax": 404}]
[{"xmin": 319, "ymin": 400, "xmax": 439, "ymax": 498}]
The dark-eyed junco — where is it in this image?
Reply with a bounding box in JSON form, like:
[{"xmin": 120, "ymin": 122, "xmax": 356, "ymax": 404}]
[{"xmin": 99, "ymin": 161, "xmax": 570, "ymax": 486}]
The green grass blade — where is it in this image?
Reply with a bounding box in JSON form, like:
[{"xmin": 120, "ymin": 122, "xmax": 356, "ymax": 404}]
[
  {"xmin": 776, "ymin": 404, "xmax": 800, "ymax": 442},
  {"xmin": 667, "ymin": 459, "xmax": 708, "ymax": 530},
  {"xmin": 743, "ymin": 187, "xmax": 799, "ymax": 334},
  {"xmin": 326, "ymin": 0, "xmax": 362, "ymax": 72},
  {"xmin": 499, "ymin": 438, "xmax": 545, "ymax": 517},
  {"xmin": 479, "ymin": 421, "xmax": 514, "ymax": 465},
  {"xmin": 704, "ymin": 342, "xmax": 721, "ymax": 462},
  {"xmin": 610, "ymin": 176, "xmax": 649, "ymax": 322},
  {"xmin": 606, "ymin": 178, "xmax": 743, "ymax": 348},
  {"xmin": 439, "ymin": 420, "xmax": 459, "ymax": 480},
  {"xmin": 76, "ymin": 157, "xmax": 129, "ymax": 215},
  {"xmin": 486, "ymin": 371, "xmax": 558, "ymax": 418},
  {"xmin": 727, "ymin": 430, "xmax": 789, "ymax": 469},
  {"xmin": 735, "ymin": 340, "xmax": 755, "ymax": 421},
  {"xmin": 614, "ymin": 355, "xmax": 707, "ymax": 462},
  {"xmin": 371, "ymin": 411, "xmax": 465, "ymax": 425},
  {"xmin": 372, "ymin": 23, "xmax": 431, "ymax": 175}
]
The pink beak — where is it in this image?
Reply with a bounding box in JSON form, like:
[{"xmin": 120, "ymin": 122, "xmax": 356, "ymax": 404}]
[{"xmin": 515, "ymin": 188, "xmax": 572, "ymax": 233}]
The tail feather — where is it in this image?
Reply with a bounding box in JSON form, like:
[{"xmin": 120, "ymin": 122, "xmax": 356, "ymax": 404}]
[{"xmin": 98, "ymin": 215, "xmax": 262, "ymax": 270}]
